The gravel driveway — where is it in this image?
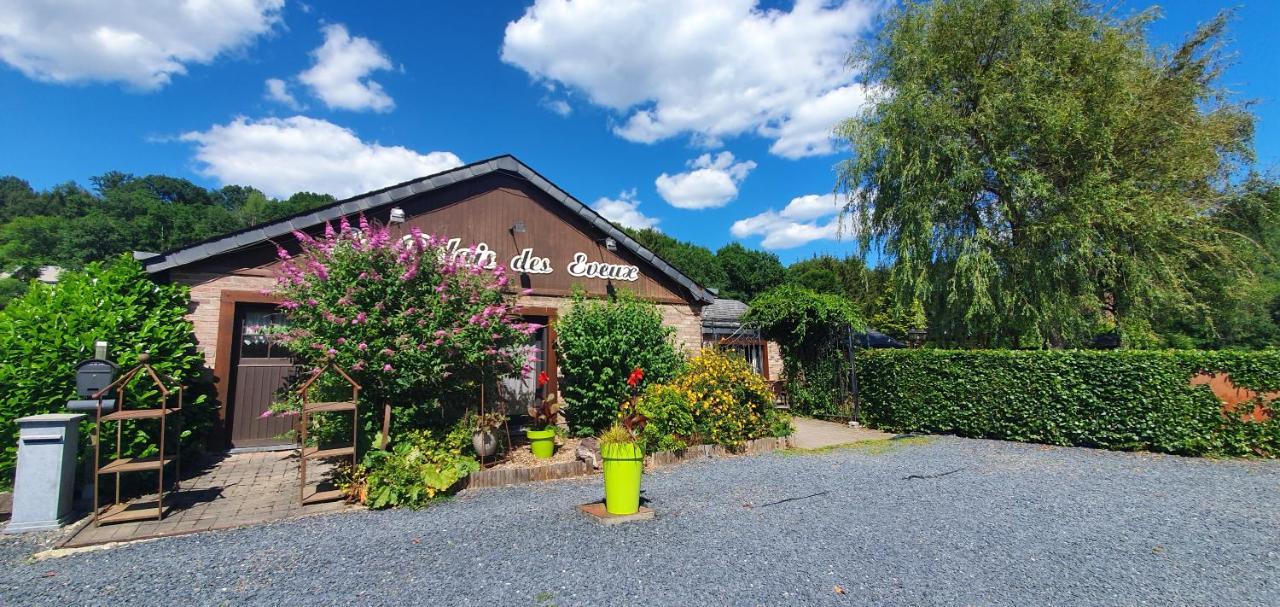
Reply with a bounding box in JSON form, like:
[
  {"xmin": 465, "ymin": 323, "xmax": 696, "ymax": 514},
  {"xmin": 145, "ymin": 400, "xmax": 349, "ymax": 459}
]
[{"xmin": 2, "ymin": 436, "xmax": 1276, "ymax": 606}]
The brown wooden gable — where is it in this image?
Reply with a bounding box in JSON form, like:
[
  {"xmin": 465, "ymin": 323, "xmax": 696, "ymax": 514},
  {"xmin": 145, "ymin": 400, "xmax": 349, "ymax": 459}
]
[{"xmin": 170, "ymin": 172, "xmax": 691, "ymax": 303}]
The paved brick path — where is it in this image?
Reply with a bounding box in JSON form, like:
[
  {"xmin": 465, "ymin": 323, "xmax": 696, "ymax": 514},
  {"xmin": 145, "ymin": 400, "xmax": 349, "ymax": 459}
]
[
  {"xmin": 789, "ymin": 416, "xmax": 892, "ymax": 449},
  {"xmin": 62, "ymin": 450, "xmax": 350, "ymax": 547}
]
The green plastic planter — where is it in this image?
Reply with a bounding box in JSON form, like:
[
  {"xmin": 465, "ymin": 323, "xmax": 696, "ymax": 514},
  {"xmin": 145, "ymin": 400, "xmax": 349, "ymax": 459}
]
[
  {"xmin": 601, "ymin": 442, "xmax": 644, "ymax": 515},
  {"xmin": 526, "ymin": 428, "xmax": 556, "ymax": 459}
]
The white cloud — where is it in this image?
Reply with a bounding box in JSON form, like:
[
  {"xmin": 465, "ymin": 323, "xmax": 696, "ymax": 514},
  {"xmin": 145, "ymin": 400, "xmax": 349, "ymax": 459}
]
[
  {"xmin": 501, "ymin": 0, "xmax": 877, "ymax": 158},
  {"xmin": 0, "ymin": 0, "xmax": 283, "ymax": 90},
  {"xmin": 541, "ymin": 98, "xmax": 572, "ymax": 117},
  {"xmin": 264, "ymin": 78, "xmax": 302, "ymax": 109},
  {"xmin": 655, "ymin": 152, "xmax": 756, "ymax": 210},
  {"xmin": 181, "ymin": 116, "xmax": 462, "ymax": 199},
  {"xmin": 592, "ymin": 189, "xmax": 660, "ymax": 230},
  {"xmin": 298, "ymin": 24, "xmax": 395, "ymax": 112},
  {"xmin": 731, "ymin": 193, "xmax": 853, "ymax": 249}
]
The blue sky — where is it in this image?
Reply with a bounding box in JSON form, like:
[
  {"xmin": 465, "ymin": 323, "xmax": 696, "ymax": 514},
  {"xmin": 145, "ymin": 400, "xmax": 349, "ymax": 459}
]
[{"xmin": 1, "ymin": 0, "xmax": 1277, "ymax": 264}]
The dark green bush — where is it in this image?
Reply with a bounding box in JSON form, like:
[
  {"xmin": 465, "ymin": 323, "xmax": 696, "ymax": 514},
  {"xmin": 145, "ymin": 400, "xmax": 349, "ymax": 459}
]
[
  {"xmin": 555, "ymin": 292, "xmax": 683, "ymax": 436},
  {"xmin": 857, "ymin": 349, "xmax": 1280, "ymax": 457},
  {"xmin": 0, "ymin": 255, "xmax": 212, "ymax": 487}
]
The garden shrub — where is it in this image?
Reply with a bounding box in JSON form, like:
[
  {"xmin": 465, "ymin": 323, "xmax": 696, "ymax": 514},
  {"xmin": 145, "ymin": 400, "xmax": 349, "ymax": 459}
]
[
  {"xmin": 271, "ymin": 217, "xmax": 538, "ymax": 449},
  {"xmin": 0, "ymin": 255, "xmax": 211, "ymax": 488},
  {"xmin": 555, "ymin": 291, "xmax": 683, "ymax": 435},
  {"xmin": 745, "ymin": 284, "xmax": 864, "ymax": 417},
  {"xmin": 351, "ymin": 419, "xmax": 479, "ymax": 509},
  {"xmin": 638, "ymin": 349, "xmax": 793, "ymax": 452},
  {"xmin": 857, "ymin": 349, "xmax": 1280, "ymax": 457}
]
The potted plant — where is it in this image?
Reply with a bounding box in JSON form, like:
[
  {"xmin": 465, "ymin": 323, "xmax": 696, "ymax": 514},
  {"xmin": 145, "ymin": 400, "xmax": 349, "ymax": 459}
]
[
  {"xmin": 600, "ymin": 367, "xmax": 648, "ymax": 515},
  {"xmin": 525, "ymin": 371, "xmax": 561, "ymax": 459},
  {"xmin": 472, "ymin": 412, "xmax": 506, "ymax": 458}
]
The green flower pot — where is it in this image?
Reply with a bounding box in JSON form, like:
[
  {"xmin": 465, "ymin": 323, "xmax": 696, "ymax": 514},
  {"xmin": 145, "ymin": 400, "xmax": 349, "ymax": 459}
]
[
  {"xmin": 526, "ymin": 428, "xmax": 556, "ymax": 459},
  {"xmin": 601, "ymin": 442, "xmax": 644, "ymax": 515}
]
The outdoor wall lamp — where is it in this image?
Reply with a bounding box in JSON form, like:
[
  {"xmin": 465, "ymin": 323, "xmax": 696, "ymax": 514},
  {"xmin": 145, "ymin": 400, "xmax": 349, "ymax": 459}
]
[
  {"xmin": 511, "ymin": 221, "xmax": 526, "ymax": 234},
  {"xmin": 603, "ymin": 237, "xmax": 617, "ymax": 251},
  {"xmin": 389, "ymin": 207, "xmax": 406, "ymax": 223}
]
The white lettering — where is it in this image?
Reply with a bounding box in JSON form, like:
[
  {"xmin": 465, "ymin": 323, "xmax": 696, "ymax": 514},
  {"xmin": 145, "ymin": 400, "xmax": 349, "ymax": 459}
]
[
  {"xmin": 443, "ymin": 237, "xmax": 498, "ymax": 269},
  {"xmin": 566, "ymin": 252, "xmax": 639, "ymax": 281},
  {"xmin": 510, "ymin": 248, "xmax": 553, "ymax": 274}
]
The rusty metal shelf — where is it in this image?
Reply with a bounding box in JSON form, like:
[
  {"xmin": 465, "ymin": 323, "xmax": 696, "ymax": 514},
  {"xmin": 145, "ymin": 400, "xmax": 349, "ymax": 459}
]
[
  {"xmin": 100, "ymin": 408, "xmax": 178, "ymax": 421},
  {"xmin": 96, "ymin": 501, "xmax": 168, "ymax": 524},
  {"xmin": 302, "ymin": 401, "xmax": 356, "ymax": 413},
  {"xmin": 97, "ymin": 455, "xmax": 176, "ymax": 475},
  {"xmin": 301, "ymin": 446, "xmax": 355, "ymax": 460},
  {"xmin": 301, "ymin": 488, "xmax": 345, "ymax": 505}
]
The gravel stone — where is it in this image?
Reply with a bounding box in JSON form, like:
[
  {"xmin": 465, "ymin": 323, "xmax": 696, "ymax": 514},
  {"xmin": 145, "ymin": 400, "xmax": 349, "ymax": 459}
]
[{"xmin": 1, "ymin": 436, "xmax": 1276, "ymax": 606}]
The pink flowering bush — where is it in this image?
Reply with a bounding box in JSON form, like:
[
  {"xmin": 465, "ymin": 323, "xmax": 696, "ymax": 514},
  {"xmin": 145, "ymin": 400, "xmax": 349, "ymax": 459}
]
[{"xmin": 273, "ymin": 216, "xmax": 538, "ymax": 441}]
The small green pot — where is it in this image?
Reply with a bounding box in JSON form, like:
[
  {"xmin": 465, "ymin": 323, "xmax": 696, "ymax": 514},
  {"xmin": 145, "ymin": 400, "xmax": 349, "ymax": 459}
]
[
  {"xmin": 601, "ymin": 442, "xmax": 644, "ymax": 515},
  {"xmin": 526, "ymin": 428, "xmax": 556, "ymax": 459}
]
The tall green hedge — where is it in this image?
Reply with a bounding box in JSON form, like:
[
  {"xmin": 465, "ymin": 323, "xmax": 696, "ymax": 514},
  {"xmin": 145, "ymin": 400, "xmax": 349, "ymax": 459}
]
[
  {"xmin": 0, "ymin": 256, "xmax": 212, "ymax": 487},
  {"xmin": 857, "ymin": 349, "xmax": 1280, "ymax": 457}
]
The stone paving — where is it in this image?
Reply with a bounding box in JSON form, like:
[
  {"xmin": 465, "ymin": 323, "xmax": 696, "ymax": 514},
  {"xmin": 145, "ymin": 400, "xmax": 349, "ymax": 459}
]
[
  {"xmin": 61, "ymin": 450, "xmax": 350, "ymax": 547},
  {"xmin": 789, "ymin": 416, "xmax": 893, "ymax": 449}
]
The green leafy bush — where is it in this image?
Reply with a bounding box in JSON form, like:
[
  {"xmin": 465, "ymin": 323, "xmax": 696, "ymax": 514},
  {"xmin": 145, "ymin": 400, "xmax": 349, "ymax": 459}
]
[
  {"xmin": 746, "ymin": 284, "xmax": 864, "ymax": 417},
  {"xmin": 352, "ymin": 423, "xmax": 479, "ymax": 509},
  {"xmin": 857, "ymin": 349, "xmax": 1280, "ymax": 457},
  {"xmin": 638, "ymin": 349, "xmax": 793, "ymax": 452},
  {"xmin": 0, "ymin": 255, "xmax": 211, "ymax": 487},
  {"xmin": 555, "ymin": 292, "xmax": 683, "ymax": 435}
]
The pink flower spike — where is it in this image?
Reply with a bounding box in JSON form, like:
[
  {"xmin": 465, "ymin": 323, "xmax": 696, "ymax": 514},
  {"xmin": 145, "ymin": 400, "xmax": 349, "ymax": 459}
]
[
  {"xmin": 383, "ymin": 364, "xmax": 394, "ymax": 372},
  {"xmin": 259, "ymin": 410, "xmax": 273, "ymax": 419}
]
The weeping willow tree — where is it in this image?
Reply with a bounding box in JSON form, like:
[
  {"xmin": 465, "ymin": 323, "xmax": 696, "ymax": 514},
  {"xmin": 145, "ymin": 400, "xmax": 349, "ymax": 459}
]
[{"xmin": 837, "ymin": 0, "xmax": 1255, "ymax": 348}]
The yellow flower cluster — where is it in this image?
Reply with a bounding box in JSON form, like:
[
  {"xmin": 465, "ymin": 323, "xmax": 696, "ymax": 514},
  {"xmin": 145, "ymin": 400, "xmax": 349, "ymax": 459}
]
[{"xmin": 665, "ymin": 348, "xmax": 780, "ymax": 447}]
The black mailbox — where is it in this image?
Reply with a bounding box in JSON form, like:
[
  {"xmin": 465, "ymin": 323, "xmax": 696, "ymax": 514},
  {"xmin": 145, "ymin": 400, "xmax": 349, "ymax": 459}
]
[{"xmin": 67, "ymin": 359, "xmax": 119, "ymax": 413}]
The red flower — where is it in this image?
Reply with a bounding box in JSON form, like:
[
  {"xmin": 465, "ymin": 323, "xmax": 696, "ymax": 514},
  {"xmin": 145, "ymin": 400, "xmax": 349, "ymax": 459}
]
[
  {"xmin": 537, "ymin": 371, "xmax": 549, "ymax": 386},
  {"xmin": 627, "ymin": 367, "xmax": 645, "ymax": 387}
]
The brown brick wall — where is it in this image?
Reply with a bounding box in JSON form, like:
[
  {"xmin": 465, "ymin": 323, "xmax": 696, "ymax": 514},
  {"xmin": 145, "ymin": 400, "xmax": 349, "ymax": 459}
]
[{"xmin": 173, "ymin": 271, "xmax": 276, "ymax": 369}]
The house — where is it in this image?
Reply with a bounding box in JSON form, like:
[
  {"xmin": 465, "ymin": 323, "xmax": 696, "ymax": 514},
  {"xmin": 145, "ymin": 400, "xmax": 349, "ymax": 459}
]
[{"xmin": 140, "ymin": 155, "xmax": 780, "ymax": 449}]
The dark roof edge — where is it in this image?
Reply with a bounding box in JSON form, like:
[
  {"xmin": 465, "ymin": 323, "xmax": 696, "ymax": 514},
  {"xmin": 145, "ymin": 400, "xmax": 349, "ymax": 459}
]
[{"xmin": 141, "ymin": 154, "xmax": 715, "ymax": 304}]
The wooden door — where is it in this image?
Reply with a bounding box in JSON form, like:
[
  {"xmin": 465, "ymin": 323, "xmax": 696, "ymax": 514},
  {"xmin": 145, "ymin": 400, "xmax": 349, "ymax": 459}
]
[
  {"xmin": 228, "ymin": 304, "xmax": 297, "ymax": 448},
  {"xmin": 497, "ymin": 315, "xmax": 550, "ymax": 416}
]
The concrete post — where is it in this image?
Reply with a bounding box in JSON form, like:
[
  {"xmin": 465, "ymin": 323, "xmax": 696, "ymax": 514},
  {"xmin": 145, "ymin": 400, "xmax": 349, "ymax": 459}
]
[{"xmin": 5, "ymin": 413, "xmax": 85, "ymax": 534}]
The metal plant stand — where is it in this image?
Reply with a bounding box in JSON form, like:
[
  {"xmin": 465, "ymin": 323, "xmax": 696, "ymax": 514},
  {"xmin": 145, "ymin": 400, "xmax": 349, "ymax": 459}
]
[
  {"xmin": 298, "ymin": 363, "xmax": 360, "ymax": 505},
  {"xmin": 92, "ymin": 353, "xmax": 183, "ymax": 526}
]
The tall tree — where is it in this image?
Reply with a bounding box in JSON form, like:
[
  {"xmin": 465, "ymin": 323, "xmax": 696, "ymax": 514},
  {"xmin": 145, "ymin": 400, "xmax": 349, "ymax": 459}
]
[
  {"xmin": 838, "ymin": 0, "xmax": 1254, "ymax": 347},
  {"xmin": 623, "ymin": 227, "xmax": 728, "ymax": 293},
  {"xmin": 716, "ymin": 242, "xmax": 785, "ymax": 302}
]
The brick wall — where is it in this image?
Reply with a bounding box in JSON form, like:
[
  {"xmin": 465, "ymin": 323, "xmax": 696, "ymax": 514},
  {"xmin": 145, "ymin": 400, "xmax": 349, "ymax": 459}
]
[
  {"xmin": 515, "ymin": 294, "xmax": 702, "ymax": 354},
  {"xmin": 173, "ymin": 271, "xmax": 276, "ymax": 370}
]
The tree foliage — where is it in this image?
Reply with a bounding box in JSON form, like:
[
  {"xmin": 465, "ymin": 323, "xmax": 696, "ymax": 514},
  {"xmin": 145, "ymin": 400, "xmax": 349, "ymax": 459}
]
[
  {"xmin": 0, "ymin": 256, "xmax": 212, "ymax": 488},
  {"xmin": 624, "ymin": 227, "xmax": 729, "ymax": 293},
  {"xmin": 0, "ymin": 174, "xmax": 332, "ymax": 275},
  {"xmin": 838, "ymin": 0, "xmax": 1255, "ymax": 347},
  {"xmin": 715, "ymin": 242, "xmax": 785, "ymax": 302}
]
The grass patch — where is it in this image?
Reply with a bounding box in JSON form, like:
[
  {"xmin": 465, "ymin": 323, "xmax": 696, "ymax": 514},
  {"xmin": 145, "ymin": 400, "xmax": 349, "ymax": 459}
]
[{"xmin": 781, "ymin": 435, "xmax": 933, "ymax": 456}]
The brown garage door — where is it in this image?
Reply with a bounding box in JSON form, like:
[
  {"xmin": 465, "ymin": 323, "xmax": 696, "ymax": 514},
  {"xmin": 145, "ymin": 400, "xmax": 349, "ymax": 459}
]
[{"xmin": 227, "ymin": 304, "xmax": 297, "ymax": 449}]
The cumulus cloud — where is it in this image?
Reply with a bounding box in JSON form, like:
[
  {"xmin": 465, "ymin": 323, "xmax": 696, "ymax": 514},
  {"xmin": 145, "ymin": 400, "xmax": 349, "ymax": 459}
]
[
  {"xmin": 264, "ymin": 78, "xmax": 302, "ymax": 109},
  {"xmin": 592, "ymin": 189, "xmax": 660, "ymax": 230},
  {"xmin": 0, "ymin": 0, "xmax": 283, "ymax": 90},
  {"xmin": 181, "ymin": 116, "xmax": 462, "ymax": 199},
  {"xmin": 541, "ymin": 98, "xmax": 572, "ymax": 117},
  {"xmin": 298, "ymin": 24, "xmax": 395, "ymax": 112},
  {"xmin": 731, "ymin": 193, "xmax": 853, "ymax": 249},
  {"xmin": 501, "ymin": 0, "xmax": 877, "ymax": 158},
  {"xmin": 655, "ymin": 152, "xmax": 756, "ymax": 210}
]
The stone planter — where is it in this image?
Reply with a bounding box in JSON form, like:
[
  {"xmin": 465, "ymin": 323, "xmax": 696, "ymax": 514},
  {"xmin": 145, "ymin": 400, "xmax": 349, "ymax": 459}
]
[{"xmin": 472, "ymin": 430, "xmax": 498, "ymax": 458}]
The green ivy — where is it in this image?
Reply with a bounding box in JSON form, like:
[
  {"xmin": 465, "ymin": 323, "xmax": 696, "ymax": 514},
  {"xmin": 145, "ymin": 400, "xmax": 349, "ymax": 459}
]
[
  {"xmin": 857, "ymin": 349, "xmax": 1280, "ymax": 457},
  {"xmin": 0, "ymin": 255, "xmax": 212, "ymax": 488},
  {"xmin": 746, "ymin": 284, "xmax": 865, "ymax": 417},
  {"xmin": 555, "ymin": 291, "xmax": 684, "ymax": 436}
]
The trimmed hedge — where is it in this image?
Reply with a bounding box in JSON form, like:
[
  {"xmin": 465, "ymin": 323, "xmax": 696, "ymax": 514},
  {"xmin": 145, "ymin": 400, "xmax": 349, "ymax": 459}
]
[{"xmin": 857, "ymin": 349, "xmax": 1280, "ymax": 457}]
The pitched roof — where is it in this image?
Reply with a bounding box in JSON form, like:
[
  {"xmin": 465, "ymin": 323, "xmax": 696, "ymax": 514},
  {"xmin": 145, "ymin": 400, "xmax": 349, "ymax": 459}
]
[{"xmin": 140, "ymin": 155, "xmax": 715, "ymax": 304}]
